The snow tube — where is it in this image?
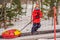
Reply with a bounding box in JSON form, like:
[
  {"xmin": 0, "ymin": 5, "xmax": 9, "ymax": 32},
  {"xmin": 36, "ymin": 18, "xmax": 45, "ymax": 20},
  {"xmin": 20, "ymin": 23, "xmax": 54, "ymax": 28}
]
[{"xmin": 2, "ymin": 29, "xmax": 21, "ymax": 39}]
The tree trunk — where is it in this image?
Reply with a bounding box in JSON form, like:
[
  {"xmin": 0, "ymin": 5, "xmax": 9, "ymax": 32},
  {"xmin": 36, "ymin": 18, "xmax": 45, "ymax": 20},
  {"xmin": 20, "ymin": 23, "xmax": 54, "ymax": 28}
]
[
  {"xmin": 50, "ymin": 0, "xmax": 58, "ymax": 25},
  {"xmin": 50, "ymin": 0, "xmax": 55, "ymax": 25},
  {"xmin": 32, "ymin": 0, "xmax": 34, "ymax": 12},
  {"xmin": 2, "ymin": 0, "xmax": 7, "ymax": 29},
  {"xmin": 25, "ymin": 0, "xmax": 28, "ymax": 15},
  {"xmin": 9, "ymin": 17, "xmax": 12, "ymax": 24},
  {"xmin": 10, "ymin": 0, "xmax": 13, "ymax": 5},
  {"xmin": 31, "ymin": 0, "xmax": 34, "ymax": 20},
  {"xmin": 38, "ymin": 0, "xmax": 40, "ymax": 8},
  {"xmin": 41, "ymin": 0, "xmax": 43, "ymax": 11},
  {"xmin": 56, "ymin": 0, "xmax": 59, "ymax": 25}
]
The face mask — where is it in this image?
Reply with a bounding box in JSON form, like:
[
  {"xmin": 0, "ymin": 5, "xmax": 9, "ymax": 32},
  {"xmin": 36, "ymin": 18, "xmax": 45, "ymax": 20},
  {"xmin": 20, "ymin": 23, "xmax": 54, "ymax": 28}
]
[{"xmin": 35, "ymin": 7, "xmax": 39, "ymax": 10}]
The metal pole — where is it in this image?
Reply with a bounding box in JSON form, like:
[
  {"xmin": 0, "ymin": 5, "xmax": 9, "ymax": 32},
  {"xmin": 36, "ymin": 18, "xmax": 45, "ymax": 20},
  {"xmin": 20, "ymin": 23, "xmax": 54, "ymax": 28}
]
[{"xmin": 53, "ymin": 6, "xmax": 56, "ymax": 40}]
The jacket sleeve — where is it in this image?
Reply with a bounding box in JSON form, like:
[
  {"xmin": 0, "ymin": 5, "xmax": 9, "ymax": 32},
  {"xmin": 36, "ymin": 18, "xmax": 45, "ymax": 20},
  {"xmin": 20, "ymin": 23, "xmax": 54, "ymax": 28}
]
[
  {"xmin": 31, "ymin": 11, "xmax": 34, "ymax": 20},
  {"xmin": 40, "ymin": 10, "xmax": 43, "ymax": 18},
  {"xmin": 31, "ymin": 10, "xmax": 37, "ymax": 20}
]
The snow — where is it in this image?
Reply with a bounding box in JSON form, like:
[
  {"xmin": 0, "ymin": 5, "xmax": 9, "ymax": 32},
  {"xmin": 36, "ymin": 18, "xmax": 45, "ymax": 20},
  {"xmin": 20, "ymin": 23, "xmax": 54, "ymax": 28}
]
[
  {"xmin": 0, "ymin": 4, "xmax": 60, "ymax": 40},
  {"xmin": 38, "ymin": 38, "xmax": 60, "ymax": 40},
  {"xmin": 38, "ymin": 39, "xmax": 52, "ymax": 40}
]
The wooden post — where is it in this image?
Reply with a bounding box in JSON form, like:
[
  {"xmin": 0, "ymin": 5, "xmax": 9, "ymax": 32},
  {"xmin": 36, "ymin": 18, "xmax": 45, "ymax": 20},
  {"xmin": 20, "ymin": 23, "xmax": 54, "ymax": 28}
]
[{"xmin": 53, "ymin": 6, "xmax": 56, "ymax": 40}]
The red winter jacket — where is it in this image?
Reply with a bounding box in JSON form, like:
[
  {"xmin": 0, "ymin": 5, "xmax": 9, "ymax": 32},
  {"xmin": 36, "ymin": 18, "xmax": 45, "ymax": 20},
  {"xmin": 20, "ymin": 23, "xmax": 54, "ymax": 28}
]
[{"xmin": 32, "ymin": 9, "xmax": 43, "ymax": 23}]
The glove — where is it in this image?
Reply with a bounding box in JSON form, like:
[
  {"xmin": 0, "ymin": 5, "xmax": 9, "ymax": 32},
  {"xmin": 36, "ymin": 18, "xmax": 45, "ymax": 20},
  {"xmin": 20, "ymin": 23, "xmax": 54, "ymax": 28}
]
[{"xmin": 36, "ymin": 15, "xmax": 40, "ymax": 19}]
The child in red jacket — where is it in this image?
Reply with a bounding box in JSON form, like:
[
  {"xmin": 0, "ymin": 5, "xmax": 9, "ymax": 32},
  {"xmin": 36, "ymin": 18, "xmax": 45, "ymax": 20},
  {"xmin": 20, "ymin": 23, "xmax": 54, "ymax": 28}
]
[{"xmin": 31, "ymin": 4, "xmax": 43, "ymax": 34}]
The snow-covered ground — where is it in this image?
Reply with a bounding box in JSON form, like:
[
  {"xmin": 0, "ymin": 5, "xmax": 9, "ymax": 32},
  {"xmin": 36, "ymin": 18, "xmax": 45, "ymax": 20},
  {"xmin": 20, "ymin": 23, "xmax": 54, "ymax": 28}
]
[
  {"xmin": 0, "ymin": 4, "xmax": 60, "ymax": 40},
  {"xmin": 38, "ymin": 38, "xmax": 60, "ymax": 40}
]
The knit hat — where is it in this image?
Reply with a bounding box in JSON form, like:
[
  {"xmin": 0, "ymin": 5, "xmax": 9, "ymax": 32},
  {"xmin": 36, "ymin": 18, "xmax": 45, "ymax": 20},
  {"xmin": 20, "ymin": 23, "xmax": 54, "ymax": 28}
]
[
  {"xmin": 35, "ymin": 3, "xmax": 39, "ymax": 10},
  {"xmin": 35, "ymin": 2, "xmax": 39, "ymax": 8}
]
